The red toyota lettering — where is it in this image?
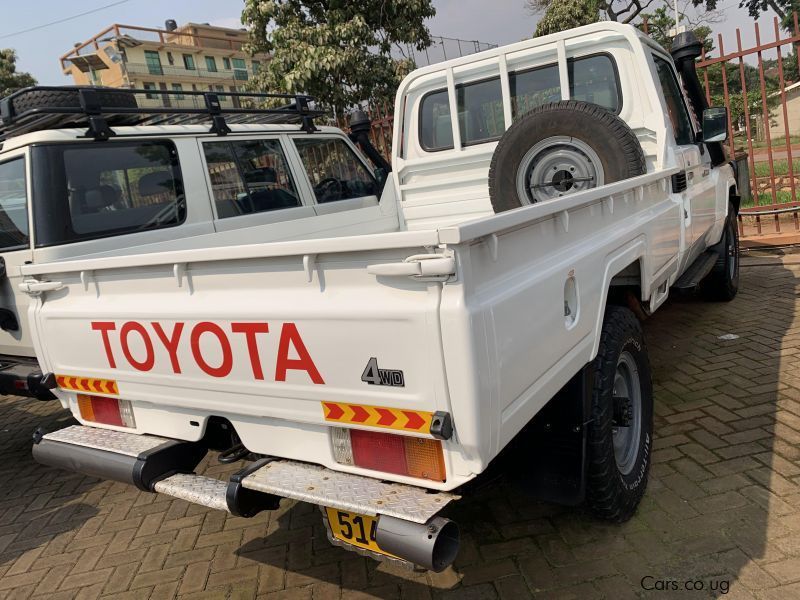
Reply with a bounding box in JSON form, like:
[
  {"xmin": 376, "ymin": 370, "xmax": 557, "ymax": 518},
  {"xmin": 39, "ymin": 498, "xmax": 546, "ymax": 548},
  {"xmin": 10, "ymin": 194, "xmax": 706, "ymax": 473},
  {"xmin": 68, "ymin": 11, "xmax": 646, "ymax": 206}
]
[
  {"xmin": 231, "ymin": 322, "xmax": 269, "ymax": 380},
  {"xmin": 92, "ymin": 321, "xmax": 117, "ymax": 368},
  {"xmin": 275, "ymin": 322, "xmax": 324, "ymax": 384},
  {"xmin": 191, "ymin": 321, "xmax": 233, "ymax": 378},
  {"xmin": 152, "ymin": 322, "xmax": 185, "ymax": 374},
  {"xmin": 120, "ymin": 321, "xmax": 155, "ymax": 372}
]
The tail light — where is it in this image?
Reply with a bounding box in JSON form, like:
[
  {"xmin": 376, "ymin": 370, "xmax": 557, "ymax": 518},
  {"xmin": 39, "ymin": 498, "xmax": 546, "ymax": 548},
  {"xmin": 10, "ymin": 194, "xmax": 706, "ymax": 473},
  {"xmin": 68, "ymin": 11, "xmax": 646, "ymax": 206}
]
[
  {"xmin": 77, "ymin": 394, "xmax": 136, "ymax": 428},
  {"xmin": 331, "ymin": 427, "xmax": 446, "ymax": 482}
]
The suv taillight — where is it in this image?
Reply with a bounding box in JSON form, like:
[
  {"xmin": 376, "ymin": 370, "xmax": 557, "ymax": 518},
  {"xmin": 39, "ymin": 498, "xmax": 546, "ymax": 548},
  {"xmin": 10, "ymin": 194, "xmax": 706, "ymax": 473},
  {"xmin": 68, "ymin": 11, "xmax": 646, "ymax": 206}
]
[
  {"xmin": 331, "ymin": 427, "xmax": 446, "ymax": 482},
  {"xmin": 77, "ymin": 394, "xmax": 136, "ymax": 428}
]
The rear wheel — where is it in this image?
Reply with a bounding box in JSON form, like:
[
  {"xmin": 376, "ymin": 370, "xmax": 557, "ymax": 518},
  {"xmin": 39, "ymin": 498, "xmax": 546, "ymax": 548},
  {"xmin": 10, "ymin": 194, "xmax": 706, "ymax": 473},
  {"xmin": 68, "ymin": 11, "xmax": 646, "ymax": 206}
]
[{"xmin": 586, "ymin": 306, "xmax": 653, "ymax": 522}]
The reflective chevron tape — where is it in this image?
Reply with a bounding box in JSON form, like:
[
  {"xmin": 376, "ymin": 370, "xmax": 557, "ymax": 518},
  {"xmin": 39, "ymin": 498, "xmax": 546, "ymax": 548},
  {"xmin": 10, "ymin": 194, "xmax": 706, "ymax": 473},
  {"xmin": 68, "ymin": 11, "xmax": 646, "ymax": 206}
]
[
  {"xmin": 322, "ymin": 401, "xmax": 433, "ymax": 433},
  {"xmin": 56, "ymin": 375, "xmax": 119, "ymax": 395}
]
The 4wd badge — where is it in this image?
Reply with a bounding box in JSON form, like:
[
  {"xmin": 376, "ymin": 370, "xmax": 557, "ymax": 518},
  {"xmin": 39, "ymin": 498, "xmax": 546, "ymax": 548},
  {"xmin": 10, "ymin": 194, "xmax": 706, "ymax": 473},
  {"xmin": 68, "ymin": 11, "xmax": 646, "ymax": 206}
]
[{"xmin": 360, "ymin": 357, "xmax": 405, "ymax": 387}]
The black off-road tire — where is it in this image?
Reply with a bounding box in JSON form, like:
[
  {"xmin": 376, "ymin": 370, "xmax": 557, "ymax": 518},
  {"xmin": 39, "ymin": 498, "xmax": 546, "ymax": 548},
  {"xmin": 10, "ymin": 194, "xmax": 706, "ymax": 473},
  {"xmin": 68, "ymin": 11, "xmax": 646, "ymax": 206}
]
[
  {"xmin": 586, "ymin": 306, "xmax": 653, "ymax": 522},
  {"xmin": 488, "ymin": 100, "xmax": 646, "ymax": 212},
  {"xmin": 8, "ymin": 87, "xmax": 138, "ymax": 126},
  {"xmin": 701, "ymin": 201, "xmax": 739, "ymax": 302},
  {"xmin": 11, "ymin": 88, "xmax": 137, "ymax": 112}
]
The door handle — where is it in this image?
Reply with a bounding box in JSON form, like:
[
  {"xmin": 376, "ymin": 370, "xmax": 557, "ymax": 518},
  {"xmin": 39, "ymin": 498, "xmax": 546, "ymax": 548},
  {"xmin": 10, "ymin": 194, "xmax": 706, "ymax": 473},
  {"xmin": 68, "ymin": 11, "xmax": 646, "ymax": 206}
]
[{"xmin": 702, "ymin": 168, "xmax": 710, "ymax": 177}]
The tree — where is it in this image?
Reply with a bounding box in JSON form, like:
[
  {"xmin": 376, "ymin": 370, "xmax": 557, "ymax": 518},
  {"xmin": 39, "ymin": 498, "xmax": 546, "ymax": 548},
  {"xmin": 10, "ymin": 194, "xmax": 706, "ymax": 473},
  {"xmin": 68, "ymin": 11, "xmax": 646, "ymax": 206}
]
[
  {"xmin": 534, "ymin": 0, "xmax": 600, "ymax": 36},
  {"xmin": 0, "ymin": 49, "xmax": 35, "ymax": 98},
  {"xmin": 527, "ymin": 0, "xmax": 719, "ymax": 25},
  {"xmin": 739, "ymin": 0, "xmax": 799, "ymax": 28},
  {"xmin": 639, "ymin": 3, "xmax": 720, "ymax": 52},
  {"xmin": 241, "ymin": 0, "xmax": 435, "ymax": 119}
]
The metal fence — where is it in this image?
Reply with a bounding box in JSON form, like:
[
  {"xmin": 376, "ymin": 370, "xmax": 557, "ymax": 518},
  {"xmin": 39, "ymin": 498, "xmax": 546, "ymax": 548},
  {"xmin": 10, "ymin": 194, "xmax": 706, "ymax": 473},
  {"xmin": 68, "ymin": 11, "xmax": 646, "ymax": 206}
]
[{"xmin": 696, "ymin": 14, "xmax": 800, "ymax": 238}]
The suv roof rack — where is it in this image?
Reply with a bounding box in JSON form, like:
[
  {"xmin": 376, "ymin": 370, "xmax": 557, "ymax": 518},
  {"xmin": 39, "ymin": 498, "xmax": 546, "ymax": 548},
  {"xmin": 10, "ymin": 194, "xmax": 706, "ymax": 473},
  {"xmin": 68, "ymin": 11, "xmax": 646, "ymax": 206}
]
[{"xmin": 0, "ymin": 86, "xmax": 326, "ymax": 142}]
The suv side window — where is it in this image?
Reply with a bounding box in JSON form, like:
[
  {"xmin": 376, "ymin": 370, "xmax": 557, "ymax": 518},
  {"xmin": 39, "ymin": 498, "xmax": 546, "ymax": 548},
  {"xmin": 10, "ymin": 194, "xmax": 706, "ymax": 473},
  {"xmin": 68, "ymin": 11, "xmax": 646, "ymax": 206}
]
[
  {"xmin": 293, "ymin": 138, "xmax": 378, "ymax": 203},
  {"xmin": 0, "ymin": 158, "xmax": 29, "ymax": 250},
  {"xmin": 203, "ymin": 139, "xmax": 300, "ymax": 218},
  {"xmin": 653, "ymin": 55, "xmax": 694, "ymax": 145},
  {"xmin": 32, "ymin": 141, "xmax": 186, "ymax": 247}
]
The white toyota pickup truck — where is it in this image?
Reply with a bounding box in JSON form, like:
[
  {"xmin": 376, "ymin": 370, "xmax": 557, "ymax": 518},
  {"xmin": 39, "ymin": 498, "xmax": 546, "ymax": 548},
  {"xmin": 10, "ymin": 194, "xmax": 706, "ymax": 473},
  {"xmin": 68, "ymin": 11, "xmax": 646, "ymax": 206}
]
[{"xmin": 29, "ymin": 23, "xmax": 740, "ymax": 571}]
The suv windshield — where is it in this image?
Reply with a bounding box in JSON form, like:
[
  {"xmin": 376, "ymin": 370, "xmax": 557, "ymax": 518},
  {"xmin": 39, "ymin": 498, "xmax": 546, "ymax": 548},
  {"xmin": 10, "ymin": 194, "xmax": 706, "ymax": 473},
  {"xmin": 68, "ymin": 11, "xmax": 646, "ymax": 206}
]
[{"xmin": 31, "ymin": 140, "xmax": 185, "ymax": 247}]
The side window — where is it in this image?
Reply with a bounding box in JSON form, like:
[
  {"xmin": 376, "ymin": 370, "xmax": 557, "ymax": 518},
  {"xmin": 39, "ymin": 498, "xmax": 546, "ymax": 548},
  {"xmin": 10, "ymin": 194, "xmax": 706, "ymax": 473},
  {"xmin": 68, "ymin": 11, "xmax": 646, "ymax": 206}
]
[
  {"xmin": 0, "ymin": 158, "xmax": 29, "ymax": 250},
  {"xmin": 653, "ymin": 55, "xmax": 694, "ymax": 145},
  {"xmin": 203, "ymin": 139, "xmax": 300, "ymax": 218},
  {"xmin": 31, "ymin": 141, "xmax": 186, "ymax": 247},
  {"xmin": 293, "ymin": 138, "xmax": 378, "ymax": 203},
  {"xmin": 419, "ymin": 90, "xmax": 453, "ymax": 151}
]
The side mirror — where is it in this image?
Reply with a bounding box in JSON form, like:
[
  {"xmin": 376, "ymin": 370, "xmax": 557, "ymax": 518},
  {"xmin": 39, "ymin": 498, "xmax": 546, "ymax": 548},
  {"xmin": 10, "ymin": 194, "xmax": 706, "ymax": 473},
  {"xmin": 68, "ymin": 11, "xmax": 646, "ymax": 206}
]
[{"xmin": 702, "ymin": 107, "xmax": 728, "ymax": 143}]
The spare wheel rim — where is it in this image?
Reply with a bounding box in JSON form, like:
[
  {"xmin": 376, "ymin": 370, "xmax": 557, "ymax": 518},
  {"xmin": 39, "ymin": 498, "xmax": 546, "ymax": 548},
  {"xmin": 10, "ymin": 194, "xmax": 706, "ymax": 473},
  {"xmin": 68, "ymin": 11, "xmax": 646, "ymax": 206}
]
[{"xmin": 516, "ymin": 136, "xmax": 605, "ymax": 204}]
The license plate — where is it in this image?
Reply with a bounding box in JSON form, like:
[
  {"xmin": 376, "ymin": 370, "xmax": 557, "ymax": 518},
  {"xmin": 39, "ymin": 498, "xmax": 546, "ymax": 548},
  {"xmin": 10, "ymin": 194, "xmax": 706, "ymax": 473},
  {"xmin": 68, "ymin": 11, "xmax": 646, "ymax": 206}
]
[{"xmin": 324, "ymin": 507, "xmax": 396, "ymax": 557}]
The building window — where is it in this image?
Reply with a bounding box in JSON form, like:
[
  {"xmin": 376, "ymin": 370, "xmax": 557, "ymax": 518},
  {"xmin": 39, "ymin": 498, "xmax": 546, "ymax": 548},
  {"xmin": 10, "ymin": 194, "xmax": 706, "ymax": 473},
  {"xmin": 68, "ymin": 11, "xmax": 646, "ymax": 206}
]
[
  {"xmin": 144, "ymin": 50, "xmax": 163, "ymax": 75},
  {"xmin": 223, "ymin": 57, "xmax": 231, "ymax": 70},
  {"xmin": 183, "ymin": 54, "xmax": 195, "ymax": 70},
  {"xmin": 215, "ymin": 84, "xmax": 227, "ymax": 101},
  {"xmin": 171, "ymin": 83, "xmax": 184, "ymax": 100},
  {"xmin": 232, "ymin": 58, "xmax": 248, "ymax": 81},
  {"xmin": 143, "ymin": 82, "xmax": 157, "ymax": 99},
  {"xmin": 166, "ymin": 52, "xmax": 174, "ymax": 65},
  {"xmin": 252, "ymin": 60, "xmax": 261, "ymax": 74},
  {"xmin": 205, "ymin": 56, "xmax": 217, "ymax": 72}
]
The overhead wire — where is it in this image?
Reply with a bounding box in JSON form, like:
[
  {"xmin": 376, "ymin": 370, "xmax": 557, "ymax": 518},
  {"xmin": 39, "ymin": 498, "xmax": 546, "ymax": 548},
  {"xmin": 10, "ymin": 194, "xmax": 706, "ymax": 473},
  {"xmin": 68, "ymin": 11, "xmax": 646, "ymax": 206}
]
[{"xmin": 0, "ymin": 0, "xmax": 131, "ymax": 40}]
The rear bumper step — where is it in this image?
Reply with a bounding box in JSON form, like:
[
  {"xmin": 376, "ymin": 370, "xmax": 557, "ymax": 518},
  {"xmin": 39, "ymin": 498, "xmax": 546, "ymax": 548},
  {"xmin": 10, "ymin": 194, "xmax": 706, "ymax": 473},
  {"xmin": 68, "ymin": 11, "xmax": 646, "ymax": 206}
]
[{"xmin": 33, "ymin": 425, "xmax": 460, "ymax": 571}]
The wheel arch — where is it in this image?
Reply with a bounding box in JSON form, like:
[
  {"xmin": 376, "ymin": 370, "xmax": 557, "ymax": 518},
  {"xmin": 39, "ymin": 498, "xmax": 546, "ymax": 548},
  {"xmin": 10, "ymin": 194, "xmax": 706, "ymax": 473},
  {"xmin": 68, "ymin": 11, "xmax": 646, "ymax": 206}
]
[{"xmin": 590, "ymin": 238, "xmax": 649, "ymax": 361}]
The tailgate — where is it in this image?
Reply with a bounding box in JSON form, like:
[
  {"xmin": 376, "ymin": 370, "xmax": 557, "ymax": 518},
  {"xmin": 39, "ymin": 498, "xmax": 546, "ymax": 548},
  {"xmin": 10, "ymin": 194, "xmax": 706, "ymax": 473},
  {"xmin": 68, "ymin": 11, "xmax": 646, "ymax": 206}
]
[{"xmin": 28, "ymin": 245, "xmax": 452, "ymax": 447}]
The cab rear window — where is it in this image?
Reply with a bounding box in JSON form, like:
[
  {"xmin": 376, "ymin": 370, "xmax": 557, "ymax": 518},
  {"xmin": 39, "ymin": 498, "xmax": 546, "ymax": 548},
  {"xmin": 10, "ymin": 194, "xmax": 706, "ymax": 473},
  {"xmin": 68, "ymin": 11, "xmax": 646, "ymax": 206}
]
[
  {"xmin": 31, "ymin": 141, "xmax": 185, "ymax": 247},
  {"xmin": 419, "ymin": 53, "xmax": 621, "ymax": 151}
]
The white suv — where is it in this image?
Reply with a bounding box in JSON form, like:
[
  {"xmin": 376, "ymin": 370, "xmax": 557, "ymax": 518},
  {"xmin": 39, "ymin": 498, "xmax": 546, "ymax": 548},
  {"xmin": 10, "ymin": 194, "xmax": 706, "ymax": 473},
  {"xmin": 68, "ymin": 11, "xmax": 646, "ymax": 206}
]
[{"xmin": 0, "ymin": 86, "xmax": 386, "ymax": 398}]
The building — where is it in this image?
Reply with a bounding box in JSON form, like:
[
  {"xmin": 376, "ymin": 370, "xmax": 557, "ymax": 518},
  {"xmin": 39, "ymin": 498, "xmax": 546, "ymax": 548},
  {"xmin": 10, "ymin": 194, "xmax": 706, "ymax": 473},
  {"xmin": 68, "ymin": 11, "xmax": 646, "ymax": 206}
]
[{"xmin": 60, "ymin": 20, "xmax": 268, "ymax": 108}]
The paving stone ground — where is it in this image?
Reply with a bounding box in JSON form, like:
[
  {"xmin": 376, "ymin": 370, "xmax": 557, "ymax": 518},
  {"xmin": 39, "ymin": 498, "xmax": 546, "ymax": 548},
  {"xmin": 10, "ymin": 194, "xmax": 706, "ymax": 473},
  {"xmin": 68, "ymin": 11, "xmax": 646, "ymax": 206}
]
[{"xmin": 2, "ymin": 259, "xmax": 800, "ymax": 599}]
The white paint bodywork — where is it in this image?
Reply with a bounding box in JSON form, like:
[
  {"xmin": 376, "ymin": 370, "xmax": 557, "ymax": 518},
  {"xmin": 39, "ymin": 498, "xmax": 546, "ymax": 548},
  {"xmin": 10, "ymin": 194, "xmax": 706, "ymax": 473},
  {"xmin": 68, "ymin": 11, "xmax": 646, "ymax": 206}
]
[
  {"xmin": 0, "ymin": 125, "xmax": 383, "ymax": 358},
  {"xmin": 23, "ymin": 23, "xmax": 736, "ymax": 491}
]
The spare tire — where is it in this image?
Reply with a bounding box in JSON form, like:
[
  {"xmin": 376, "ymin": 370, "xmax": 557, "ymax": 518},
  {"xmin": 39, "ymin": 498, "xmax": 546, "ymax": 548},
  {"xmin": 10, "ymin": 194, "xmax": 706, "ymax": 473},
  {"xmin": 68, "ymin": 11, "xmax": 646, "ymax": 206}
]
[
  {"xmin": 10, "ymin": 87, "xmax": 137, "ymax": 114},
  {"xmin": 488, "ymin": 100, "xmax": 646, "ymax": 212}
]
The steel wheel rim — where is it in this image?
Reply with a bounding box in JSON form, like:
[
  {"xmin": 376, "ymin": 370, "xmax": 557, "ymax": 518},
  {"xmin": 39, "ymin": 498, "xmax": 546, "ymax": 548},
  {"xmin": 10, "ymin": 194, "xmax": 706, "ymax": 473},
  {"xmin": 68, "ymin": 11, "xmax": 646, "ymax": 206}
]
[
  {"xmin": 515, "ymin": 136, "xmax": 605, "ymax": 205},
  {"xmin": 612, "ymin": 350, "xmax": 642, "ymax": 476}
]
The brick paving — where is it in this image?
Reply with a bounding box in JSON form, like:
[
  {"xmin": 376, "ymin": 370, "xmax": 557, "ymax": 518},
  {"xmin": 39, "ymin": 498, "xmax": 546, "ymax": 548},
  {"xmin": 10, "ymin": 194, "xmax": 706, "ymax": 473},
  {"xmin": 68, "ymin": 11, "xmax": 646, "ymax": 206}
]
[{"xmin": 1, "ymin": 259, "xmax": 800, "ymax": 599}]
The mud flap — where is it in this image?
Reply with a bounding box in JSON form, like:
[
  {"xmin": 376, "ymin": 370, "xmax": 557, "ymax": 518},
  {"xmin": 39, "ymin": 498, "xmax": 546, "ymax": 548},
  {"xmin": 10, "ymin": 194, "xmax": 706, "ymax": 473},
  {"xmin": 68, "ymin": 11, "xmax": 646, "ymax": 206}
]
[{"xmin": 516, "ymin": 364, "xmax": 594, "ymax": 505}]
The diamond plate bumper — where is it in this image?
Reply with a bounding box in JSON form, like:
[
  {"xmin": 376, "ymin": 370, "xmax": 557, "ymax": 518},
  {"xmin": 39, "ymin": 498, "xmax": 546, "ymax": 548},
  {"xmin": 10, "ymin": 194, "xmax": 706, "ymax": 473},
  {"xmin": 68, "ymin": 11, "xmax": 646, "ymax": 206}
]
[
  {"xmin": 153, "ymin": 474, "xmax": 230, "ymax": 512},
  {"xmin": 241, "ymin": 460, "xmax": 459, "ymax": 524}
]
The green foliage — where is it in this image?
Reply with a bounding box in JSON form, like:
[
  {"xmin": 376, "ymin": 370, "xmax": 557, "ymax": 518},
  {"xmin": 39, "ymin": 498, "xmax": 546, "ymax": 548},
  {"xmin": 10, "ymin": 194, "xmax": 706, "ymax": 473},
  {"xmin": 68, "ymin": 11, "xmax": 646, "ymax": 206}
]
[
  {"xmin": 740, "ymin": 0, "xmax": 799, "ymax": 29},
  {"xmin": 0, "ymin": 49, "xmax": 35, "ymax": 98},
  {"xmin": 242, "ymin": 0, "xmax": 435, "ymax": 118},
  {"xmin": 534, "ymin": 0, "xmax": 600, "ymax": 36},
  {"xmin": 640, "ymin": 6, "xmax": 713, "ymax": 52}
]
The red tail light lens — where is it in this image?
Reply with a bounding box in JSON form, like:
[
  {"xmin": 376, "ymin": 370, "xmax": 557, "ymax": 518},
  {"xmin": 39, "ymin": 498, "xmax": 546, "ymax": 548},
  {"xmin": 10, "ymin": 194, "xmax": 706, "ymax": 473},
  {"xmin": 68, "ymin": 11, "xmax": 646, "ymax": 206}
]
[
  {"xmin": 77, "ymin": 394, "xmax": 136, "ymax": 428},
  {"xmin": 332, "ymin": 427, "xmax": 446, "ymax": 482},
  {"xmin": 351, "ymin": 429, "xmax": 408, "ymax": 475}
]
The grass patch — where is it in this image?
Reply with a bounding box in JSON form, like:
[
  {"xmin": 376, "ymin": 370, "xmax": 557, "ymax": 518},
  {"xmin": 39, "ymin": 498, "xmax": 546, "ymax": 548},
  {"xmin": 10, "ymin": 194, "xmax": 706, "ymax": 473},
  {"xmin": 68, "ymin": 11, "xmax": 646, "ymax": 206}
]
[
  {"xmin": 752, "ymin": 159, "xmax": 800, "ymax": 178},
  {"xmin": 741, "ymin": 190, "xmax": 796, "ymax": 209}
]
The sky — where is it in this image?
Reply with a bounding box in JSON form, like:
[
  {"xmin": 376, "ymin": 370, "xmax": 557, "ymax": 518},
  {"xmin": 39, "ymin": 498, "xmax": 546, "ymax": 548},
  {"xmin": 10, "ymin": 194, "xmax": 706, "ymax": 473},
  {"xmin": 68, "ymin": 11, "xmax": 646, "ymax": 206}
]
[{"xmin": 0, "ymin": 0, "xmax": 782, "ymax": 86}]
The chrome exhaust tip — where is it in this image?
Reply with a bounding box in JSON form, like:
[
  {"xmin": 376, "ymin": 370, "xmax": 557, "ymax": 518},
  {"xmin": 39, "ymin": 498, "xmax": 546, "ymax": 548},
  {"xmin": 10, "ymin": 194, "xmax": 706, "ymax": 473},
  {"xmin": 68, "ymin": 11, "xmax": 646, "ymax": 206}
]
[{"xmin": 375, "ymin": 515, "xmax": 460, "ymax": 572}]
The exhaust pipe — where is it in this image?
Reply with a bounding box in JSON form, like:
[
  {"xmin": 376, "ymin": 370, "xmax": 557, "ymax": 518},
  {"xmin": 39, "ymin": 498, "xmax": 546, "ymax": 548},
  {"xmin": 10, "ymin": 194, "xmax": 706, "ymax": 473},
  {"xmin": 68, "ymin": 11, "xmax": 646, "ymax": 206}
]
[{"xmin": 375, "ymin": 515, "xmax": 460, "ymax": 572}]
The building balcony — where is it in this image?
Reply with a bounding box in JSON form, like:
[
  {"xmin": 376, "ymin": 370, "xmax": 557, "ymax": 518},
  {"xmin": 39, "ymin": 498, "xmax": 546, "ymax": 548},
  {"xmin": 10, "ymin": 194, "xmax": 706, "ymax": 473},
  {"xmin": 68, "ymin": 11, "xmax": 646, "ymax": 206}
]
[{"xmin": 125, "ymin": 62, "xmax": 254, "ymax": 82}]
